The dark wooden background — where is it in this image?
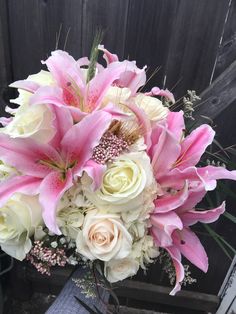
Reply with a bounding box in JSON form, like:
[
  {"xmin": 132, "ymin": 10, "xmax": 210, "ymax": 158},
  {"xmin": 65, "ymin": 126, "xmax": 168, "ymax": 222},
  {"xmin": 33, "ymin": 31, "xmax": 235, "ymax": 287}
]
[{"xmin": 0, "ymin": 0, "xmax": 236, "ymax": 296}]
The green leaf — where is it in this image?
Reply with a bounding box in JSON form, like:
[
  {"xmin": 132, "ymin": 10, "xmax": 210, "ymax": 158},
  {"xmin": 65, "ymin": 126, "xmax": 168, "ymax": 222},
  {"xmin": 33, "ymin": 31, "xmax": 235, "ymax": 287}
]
[
  {"xmin": 203, "ymin": 225, "xmax": 234, "ymax": 260},
  {"xmin": 223, "ymin": 211, "xmax": 236, "ymax": 223},
  {"xmin": 213, "ymin": 139, "xmax": 230, "ymax": 158},
  {"xmin": 86, "ymin": 29, "xmax": 103, "ymax": 83}
]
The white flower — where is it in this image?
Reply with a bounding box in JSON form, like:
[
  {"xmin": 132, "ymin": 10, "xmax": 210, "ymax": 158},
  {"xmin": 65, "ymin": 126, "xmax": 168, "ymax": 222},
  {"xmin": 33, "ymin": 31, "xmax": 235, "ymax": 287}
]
[
  {"xmin": 2, "ymin": 104, "xmax": 56, "ymax": 143},
  {"xmin": 2, "ymin": 70, "xmax": 56, "ymax": 143},
  {"xmin": 57, "ymin": 207, "xmax": 84, "ymax": 240},
  {"xmin": 131, "ymin": 235, "xmax": 159, "ymax": 269},
  {"xmin": 82, "ymin": 152, "xmax": 156, "ymax": 214},
  {"xmin": 0, "ymin": 194, "xmax": 43, "ymax": 260},
  {"xmin": 134, "ymin": 94, "xmax": 169, "ymax": 121},
  {"xmin": 10, "ymin": 70, "xmax": 55, "ymax": 109},
  {"xmin": 76, "ymin": 210, "xmax": 132, "ymax": 261},
  {"xmin": 102, "ymin": 86, "xmax": 131, "ymax": 107},
  {"xmin": 104, "ymin": 258, "xmax": 139, "ymax": 283}
]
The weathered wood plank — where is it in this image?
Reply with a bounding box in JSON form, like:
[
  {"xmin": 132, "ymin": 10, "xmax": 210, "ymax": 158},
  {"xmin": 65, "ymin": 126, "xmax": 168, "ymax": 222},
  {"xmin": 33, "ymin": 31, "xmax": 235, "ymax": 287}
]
[
  {"xmin": 81, "ymin": 0, "xmax": 129, "ymax": 59},
  {"xmin": 108, "ymin": 305, "xmax": 167, "ymax": 314},
  {"xmin": 114, "ymin": 280, "xmax": 220, "ymax": 312},
  {"xmin": 124, "ymin": 0, "xmax": 179, "ymax": 89},
  {"xmin": 193, "ymin": 59, "xmax": 236, "ymax": 127},
  {"xmin": 0, "ymin": 0, "xmax": 12, "ymax": 114},
  {"xmin": 164, "ymin": 0, "xmax": 231, "ymax": 98},
  {"xmin": 213, "ymin": 0, "xmax": 236, "ymax": 79},
  {"xmin": 8, "ymin": 0, "xmax": 83, "ymax": 80}
]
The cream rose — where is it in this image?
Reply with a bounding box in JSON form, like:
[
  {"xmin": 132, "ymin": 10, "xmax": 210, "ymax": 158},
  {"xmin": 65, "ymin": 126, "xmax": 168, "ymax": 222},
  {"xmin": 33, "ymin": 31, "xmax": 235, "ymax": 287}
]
[
  {"xmin": 2, "ymin": 70, "xmax": 56, "ymax": 143},
  {"xmin": 0, "ymin": 194, "xmax": 43, "ymax": 260},
  {"xmin": 10, "ymin": 70, "xmax": 55, "ymax": 109},
  {"xmin": 134, "ymin": 94, "xmax": 169, "ymax": 121},
  {"xmin": 76, "ymin": 210, "xmax": 132, "ymax": 261},
  {"xmin": 82, "ymin": 152, "xmax": 156, "ymax": 213},
  {"xmin": 102, "ymin": 86, "xmax": 131, "ymax": 107},
  {"xmin": 104, "ymin": 257, "xmax": 139, "ymax": 283},
  {"xmin": 2, "ymin": 104, "xmax": 56, "ymax": 143}
]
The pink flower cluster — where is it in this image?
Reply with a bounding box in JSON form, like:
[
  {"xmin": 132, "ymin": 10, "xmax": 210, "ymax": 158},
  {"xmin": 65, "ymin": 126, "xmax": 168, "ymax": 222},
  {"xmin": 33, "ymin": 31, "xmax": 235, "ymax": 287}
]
[
  {"xmin": 0, "ymin": 45, "xmax": 235, "ymax": 294},
  {"xmin": 26, "ymin": 241, "xmax": 67, "ymax": 275}
]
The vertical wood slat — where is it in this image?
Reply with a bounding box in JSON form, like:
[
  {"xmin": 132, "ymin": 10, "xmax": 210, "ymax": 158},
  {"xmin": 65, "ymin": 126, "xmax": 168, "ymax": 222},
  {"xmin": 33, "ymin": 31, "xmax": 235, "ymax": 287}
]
[
  {"xmin": 124, "ymin": 0, "xmax": 179, "ymax": 89},
  {"xmin": 164, "ymin": 0, "xmax": 231, "ymax": 98},
  {"xmin": 213, "ymin": 0, "xmax": 236, "ymax": 79},
  {"xmin": 0, "ymin": 0, "xmax": 12, "ymax": 113},
  {"xmin": 8, "ymin": 0, "xmax": 83, "ymax": 80},
  {"xmin": 81, "ymin": 0, "xmax": 129, "ymax": 59}
]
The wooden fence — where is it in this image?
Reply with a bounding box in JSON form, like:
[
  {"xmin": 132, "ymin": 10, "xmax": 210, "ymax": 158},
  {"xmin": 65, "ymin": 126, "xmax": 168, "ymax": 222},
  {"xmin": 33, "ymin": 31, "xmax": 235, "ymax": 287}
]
[{"xmin": 0, "ymin": 0, "xmax": 236, "ymax": 300}]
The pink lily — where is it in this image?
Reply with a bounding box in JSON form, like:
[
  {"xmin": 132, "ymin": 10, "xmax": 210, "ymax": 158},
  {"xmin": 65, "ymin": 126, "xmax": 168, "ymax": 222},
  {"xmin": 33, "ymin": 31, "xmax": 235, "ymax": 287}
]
[
  {"xmin": 0, "ymin": 110, "xmax": 112, "ymax": 234},
  {"xmin": 10, "ymin": 49, "xmax": 146, "ymax": 121},
  {"xmin": 151, "ymin": 202, "xmax": 225, "ymax": 295},
  {"xmin": 145, "ymin": 110, "xmax": 236, "ymax": 213}
]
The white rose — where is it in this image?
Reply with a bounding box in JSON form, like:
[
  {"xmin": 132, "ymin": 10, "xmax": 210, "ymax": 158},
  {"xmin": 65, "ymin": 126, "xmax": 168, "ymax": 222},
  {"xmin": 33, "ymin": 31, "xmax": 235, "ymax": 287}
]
[
  {"xmin": 104, "ymin": 257, "xmax": 139, "ymax": 283},
  {"xmin": 82, "ymin": 152, "xmax": 156, "ymax": 213},
  {"xmin": 57, "ymin": 207, "xmax": 84, "ymax": 240},
  {"xmin": 10, "ymin": 70, "xmax": 55, "ymax": 109},
  {"xmin": 134, "ymin": 94, "xmax": 169, "ymax": 121},
  {"xmin": 76, "ymin": 210, "xmax": 132, "ymax": 261},
  {"xmin": 2, "ymin": 104, "xmax": 56, "ymax": 143},
  {"xmin": 3, "ymin": 70, "xmax": 56, "ymax": 143},
  {"xmin": 0, "ymin": 194, "xmax": 43, "ymax": 260},
  {"xmin": 102, "ymin": 86, "xmax": 131, "ymax": 107}
]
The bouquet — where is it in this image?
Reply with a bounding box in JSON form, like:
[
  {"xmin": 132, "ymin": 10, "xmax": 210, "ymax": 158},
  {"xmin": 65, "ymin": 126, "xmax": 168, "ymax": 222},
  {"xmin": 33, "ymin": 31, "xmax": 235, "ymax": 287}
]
[{"xmin": 0, "ymin": 43, "xmax": 235, "ymax": 297}]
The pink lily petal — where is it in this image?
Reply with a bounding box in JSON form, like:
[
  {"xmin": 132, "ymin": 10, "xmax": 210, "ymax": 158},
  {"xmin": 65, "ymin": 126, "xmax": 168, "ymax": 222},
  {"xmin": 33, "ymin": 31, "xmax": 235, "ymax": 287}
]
[
  {"xmin": 150, "ymin": 211, "xmax": 183, "ymax": 247},
  {"xmin": 117, "ymin": 63, "xmax": 146, "ymax": 96},
  {"xmin": 102, "ymin": 103, "xmax": 130, "ymax": 119},
  {"xmin": 77, "ymin": 57, "xmax": 89, "ymax": 67},
  {"xmin": 151, "ymin": 127, "xmax": 181, "ymax": 179},
  {"xmin": 0, "ymin": 134, "xmax": 63, "ymax": 178},
  {"xmin": 0, "ymin": 175, "xmax": 41, "ymax": 206},
  {"xmin": 98, "ymin": 45, "xmax": 119, "ymax": 64},
  {"xmin": 127, "ymin": 103, "xmax": 152, "ymax": 149},
  {"xmin": 197, "ymin": 166, "xmax": 236, "ymax": 191},
  {"xmin": 176, "ymin": 125, "xmax": 215, "ymax": 169},
  {"xmin": 80, "ymin": 159, "xmax": 106, "ymax": 191},
  {"xmin": 9, "ymin": 80, "xmax": 40, "ymax": 93},
  {"xmin": 158, "ymin": 167, "xmax": 203, "ymax": 190},
  {"xmin": 0, "ymin": 117, "xmax": 13, "ymax": 127},
  {"xmin": 61, "ymin": 110, "xmax": 112, "ymax": 173},
  {"xmin": 167, "ymin": 111, "xmax": 185, "ymax": 142},
  {"xmin": 154, "ymin": 181, "xmax": 189, "ymax": 213},
  {"xmin": 180, "ymin": 202, "xmax": 226, "ymax": 226},
  {"xmin": 87, "ymin": 60, "xmax": 146, "ymax": 110},
  {"xmin": 148, "ymin": 123, "xmax": 163, "ymax": 158},
  {"xmin": 165, "ymin": 246, "xmax": 185, "ymax": 295},
  {"xmin": 49, "ymin": 105, "xmax": 74, "ymax": 148},
  {"xmin": 30, "ymin": 85, "xmax": 86, "ymax": 121},
  {"xmin": 39, "ymin": 169, "xmax": 73, "ymax": 234},
  {"xmin": 172, "ymin": 227, "xmax": 208, "ymax": 272},
  {"xmin": 145, "ymin": 87, "xmax": 175, "ymax": 103},
  {"xmin": 176, "ymin": 183, "xmax": 207, "ymax": 213},
  {"xmin": 42, "ymin": 50, "xmax": 84, "ymax": 91},
  {"xmin": 30, "ymin": 85, "xmax": 65, "ymax": 107}
]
